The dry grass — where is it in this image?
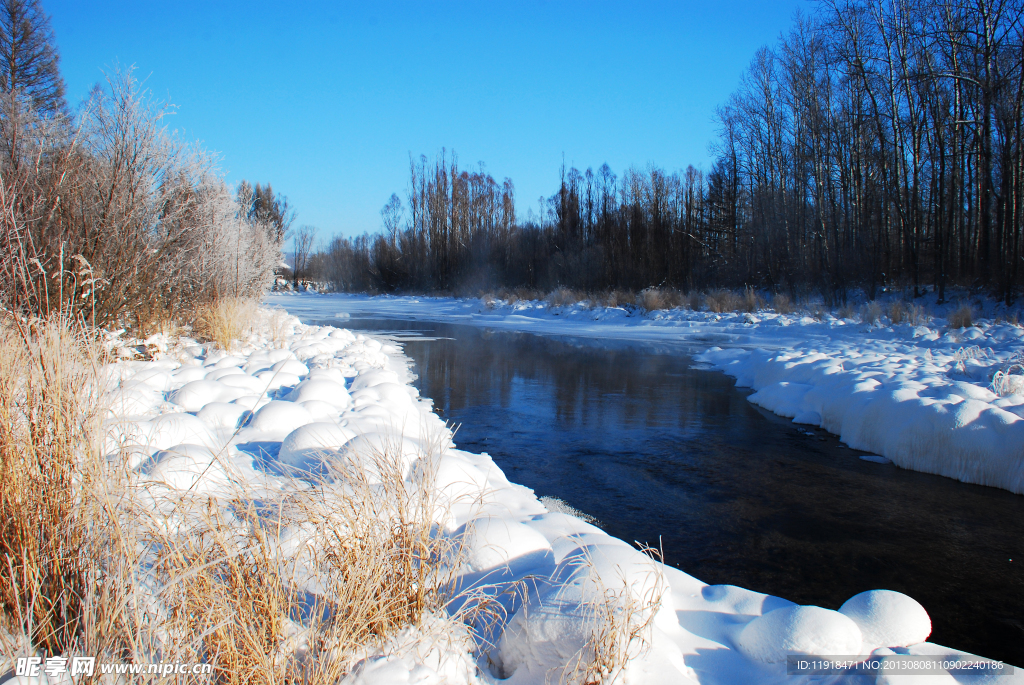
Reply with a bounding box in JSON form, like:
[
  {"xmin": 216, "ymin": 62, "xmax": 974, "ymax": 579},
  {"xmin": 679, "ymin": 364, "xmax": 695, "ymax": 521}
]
[
  {"xmin": 740, "ymin": 287, "xmax": 764, "ymax": 313},
  {"xmin": 636, "ymin": 288, "xmax": 684, "ymax": 313},
  {"xmin": 150, "ymin": 437, "xmax": 463, "ymax": 682},
  {"xmin": 888, "ymin": 300, "xmax": 928, "ymax": 326},
  {"xmin": 836, "ymin": 303, "xmax": 857, "ymax": 320},
  {"xmin": 596, "ymin": 290, "xmax": 638, "ymax": 310},
  {"xmin": 547, "ymin": 288, "xmax": 588, "ymax": 308},
  {"xmin": 705, "ymin": 289, "xmax": 740, "ymax": 313},
  {"xmin": 771, "ymin": 293, "xmax": 794, "ymax": 314},
  {"xmin": 487, "ymin": 287, "xmax": 545, "ymax": 306},
  {"xmin": 949, "ymin": 303, "xmax": 974, "ymax": 329},
  {"xmin": 0, "ymin": 316, "xmax": 108, "ymax": 657},
  {"xmin": 702, "ymin": 288, "xmax": 764, "ymax": 314},
  {"xmin": 860, "ymin": 301, "xmax": 883, "ymax": 326},
  {"xmin": 561, "ymin": 545, "xmax": 665, "ymax": 685},
  {"xmin": 0, "ymin": 316, "xmax": 475, "ymax": 681},
  {"xmin": 991, "ymin": 354, "xmax": 1024, "ymax": 396},
  {"xmin": 194, "ymin": 297, "xmax": 260, "ymax": 351},
  {"xmin": 686, "ymin": 291, "xmax": 701, "ymax": 311},
  {"xmin": 806, "ymin": 302, "xmax": 827, "ymax": 320},
  {"xmin": 258, "ymin": 307, "xmax": 294, "ymax": 349}
]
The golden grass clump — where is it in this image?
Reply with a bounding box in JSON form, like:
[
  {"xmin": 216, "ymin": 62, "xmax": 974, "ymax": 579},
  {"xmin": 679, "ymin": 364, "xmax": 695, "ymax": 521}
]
[
  {"xmin": 860, "ymin": 301, "xmax": 883, "ymax": 326},
  {"xmin": 0, "ymin": 316, "xmax": 119, "ymax": 658},
  {"xmin": 148, "ymin": 435, "xmax": 466, "ymax": 683},
  {"xmin": 949, "ymin": 303, "xmax": 974, "ymax": 329},
  {"xmin": 772, "ymin": 293, "xmax": 794, "ymax": 314},
  {"xmin": 547, "ymin": 287, "xmax": 587, "ymax": 308},
  {"xmin": 888, "ymin": 301, "xmax": 928, "ymax": 326},
  {"xmin": 0, "ymin": 314, "xmax": 475, "ymax": 681},
  {"xmin": 705, "ymin": 289, "xmax": 740, "ymax": 313},
  {"xmin": 636, "ymin": 288, "xmax": 684, "ymax": 313},
  {"xmin": 194, "ymin": 297, "xmax": 260, "ymax": 351},
  {"xmin": 740, "ymin": 287, "xmax": 764, "ymax": 313},
  {"xmin": 560, "ymin": 545, "xmax": 665, "ymax": 685}
]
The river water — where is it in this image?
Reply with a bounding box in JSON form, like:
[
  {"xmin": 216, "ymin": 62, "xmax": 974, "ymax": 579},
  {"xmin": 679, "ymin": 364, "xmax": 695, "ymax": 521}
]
[{"xmin": 291, "ymin": 307, "xmax": 1023, "ymax": 665}]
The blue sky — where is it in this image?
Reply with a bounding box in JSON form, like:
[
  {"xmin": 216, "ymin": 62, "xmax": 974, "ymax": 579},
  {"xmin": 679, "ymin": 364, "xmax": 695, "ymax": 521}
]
[{"xmin": 49, "ymin": 0, "xmax": 806, "ymax": 240}]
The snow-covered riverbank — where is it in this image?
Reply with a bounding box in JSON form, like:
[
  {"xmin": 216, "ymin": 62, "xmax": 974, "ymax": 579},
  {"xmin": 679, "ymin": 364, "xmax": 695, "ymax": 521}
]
[{"xmin": 93, "ymin": 301, "xmax": 1020, "ymax": 683}]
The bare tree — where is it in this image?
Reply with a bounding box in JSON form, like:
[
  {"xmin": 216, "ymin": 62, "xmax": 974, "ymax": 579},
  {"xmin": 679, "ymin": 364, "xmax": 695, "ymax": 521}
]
[{"xmin": 292, "ymin": 225, "xmax": 317, "ymax": 288}]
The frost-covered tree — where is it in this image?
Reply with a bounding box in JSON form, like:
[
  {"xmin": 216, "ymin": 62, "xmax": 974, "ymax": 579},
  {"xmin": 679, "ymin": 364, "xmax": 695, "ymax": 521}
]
[
  {"xmin": 0, "ymin": 0, "xmax": 66, "ymax": 116},
  {"xmin": 237, "ymin": 180, "xmax": 294, "ymax": 244}
]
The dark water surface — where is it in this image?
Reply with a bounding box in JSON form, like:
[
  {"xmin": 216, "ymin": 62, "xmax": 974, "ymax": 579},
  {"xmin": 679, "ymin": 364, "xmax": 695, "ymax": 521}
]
[{"xmin": 308, "ymin": 314, "xmax": 1023, "ymax": 665}]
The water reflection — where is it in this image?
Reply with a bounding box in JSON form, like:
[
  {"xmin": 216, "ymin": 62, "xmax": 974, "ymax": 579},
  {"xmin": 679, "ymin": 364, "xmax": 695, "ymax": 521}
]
[{"xmin": 313, "ymin": 316, "xmax": 1023, "ymax": 665}]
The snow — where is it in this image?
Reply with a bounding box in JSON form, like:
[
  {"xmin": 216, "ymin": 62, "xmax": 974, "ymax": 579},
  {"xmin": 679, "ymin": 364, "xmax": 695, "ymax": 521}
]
[
  {"xmin": 75, "ymin": 301, "xmax": 1020, "ymax": 684},
  {"xmin": 734, "ymin": 605, "xmax": 863, "ymax": 664},
  {"xmin": 839, "ymin": 590, "xmax": 932, "ymax": 653}
]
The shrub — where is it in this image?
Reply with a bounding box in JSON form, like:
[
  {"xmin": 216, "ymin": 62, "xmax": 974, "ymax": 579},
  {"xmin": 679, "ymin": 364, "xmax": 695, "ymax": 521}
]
[
  {"xmin": 772, "ymin": 293, "xmax": 794, "ymax": 314},
  {"xmin": 546, "ymin": 287, "xmax": 586, "ymax": 308},
  {"xmin": 949, "ymin": 303, "xmax": 974, "ymax": 329},
  {"xmin": 705, "ymin": 289, "xmax": 740, "ymax": 313},
  {"xmin": 637, "ymin": 288, "xmax": 683, "ymax": 312},
  {"xmin": 860, "ymin": 301, "xmax": 883, "ymax": 325},
  {"xmin": 194, "ymin": 297, "xmax": 260, "ymax": 351},
  {"xmin": 0, "ymin": 69, "xmax": 280, "ymax": 332},
  {"xmin": 686, "ymin": 291, "xmax": 701, "ymax": 311},
  {"xmin": 741, "ymin": 287, "xmax": 765, "ymax": 313}
]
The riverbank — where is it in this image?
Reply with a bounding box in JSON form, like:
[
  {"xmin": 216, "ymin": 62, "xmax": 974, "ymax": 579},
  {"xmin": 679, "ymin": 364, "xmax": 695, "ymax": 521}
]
[{"xmin": 29, "ymin": 300, "xmax": 1014, "ymax": 684}]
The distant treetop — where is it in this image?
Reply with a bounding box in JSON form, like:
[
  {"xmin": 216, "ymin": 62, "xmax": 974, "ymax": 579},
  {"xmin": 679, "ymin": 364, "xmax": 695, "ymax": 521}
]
[{"xmin": 0, "ymin": 0, "xmax": 67, "ymax": 117}]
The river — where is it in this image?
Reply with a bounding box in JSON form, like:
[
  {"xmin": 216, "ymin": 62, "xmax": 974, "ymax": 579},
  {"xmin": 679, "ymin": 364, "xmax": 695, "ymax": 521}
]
[{"xmin": 278, "ymin": 298, "xmax": 1024, "ymax": 665}]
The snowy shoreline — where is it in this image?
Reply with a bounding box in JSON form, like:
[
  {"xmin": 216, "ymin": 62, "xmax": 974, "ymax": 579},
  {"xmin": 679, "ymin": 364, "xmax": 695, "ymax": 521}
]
[{"xmin": 94, "ymin": 300, "xmax": 1021, "ymax": 683}]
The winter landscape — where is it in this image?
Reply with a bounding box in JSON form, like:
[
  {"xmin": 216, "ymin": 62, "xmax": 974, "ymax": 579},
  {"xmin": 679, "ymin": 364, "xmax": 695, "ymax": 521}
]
[{"xmin": 2, "ymin": 0, "xmax": 1024, "ymax": 684}]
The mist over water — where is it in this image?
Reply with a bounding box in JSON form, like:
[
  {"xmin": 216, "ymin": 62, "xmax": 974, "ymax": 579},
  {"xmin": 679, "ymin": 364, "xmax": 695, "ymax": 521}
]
[{"xmin": 305, "ymin": 314, "xmax": 1024, "ymax": 666}]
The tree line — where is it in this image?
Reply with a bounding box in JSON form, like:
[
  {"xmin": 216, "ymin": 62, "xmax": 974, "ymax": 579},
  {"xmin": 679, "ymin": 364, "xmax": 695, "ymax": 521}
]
[{"xmin": 317, "ymin": 0, "xmax": 1024, "ymax": 305}]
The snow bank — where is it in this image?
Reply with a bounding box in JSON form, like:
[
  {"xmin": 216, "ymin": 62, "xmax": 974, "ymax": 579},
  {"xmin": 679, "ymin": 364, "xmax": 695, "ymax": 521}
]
[
  {"xmin": 696, "ymin": 328, "xmax": 1024, "ymax": 494},
  {"xmin": 92, "ymin": 305, "xmax": 1017, "ymax": 684}
]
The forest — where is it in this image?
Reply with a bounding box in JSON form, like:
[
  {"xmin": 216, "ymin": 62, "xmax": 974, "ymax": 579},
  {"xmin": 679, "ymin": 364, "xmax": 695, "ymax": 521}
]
[{"xmin": 313, "ymin": 0, "xmax": 1024, "ymax": 305}]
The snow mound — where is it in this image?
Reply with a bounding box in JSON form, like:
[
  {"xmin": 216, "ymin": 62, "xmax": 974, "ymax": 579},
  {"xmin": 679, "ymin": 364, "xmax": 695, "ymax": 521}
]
[
  {"xmin": 735, "ymin": 605, "xmax": 863, "ymax": 663},
  {"xmin": 278, "ymin": 421, "xmax": 357, "ymax": 468},
  {"xmin": 170, "ymin": 379, "xmax": 248, "ymax": 411},
  {"xmin": 839, "ymin": 589, "xmax": 931, "ymax": 651},
  {"xmin": 284, "ymin": 378, "xmax": 352, "ymax": 408},
  {"xmin": 460, "ymin": 516, "xmax": 552, "ymax": 572},
  {"xmin": 244, "ymin": 400, "xmax": 315, "ymax": 438},
  {"xmin": 140, "ymin": 444, "xmax": 234, "ymax": 493}
]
